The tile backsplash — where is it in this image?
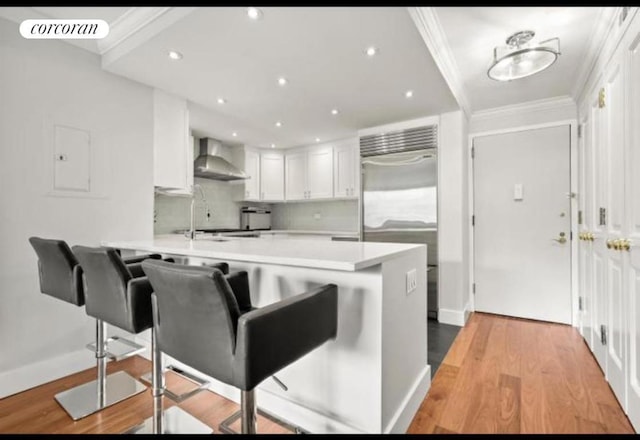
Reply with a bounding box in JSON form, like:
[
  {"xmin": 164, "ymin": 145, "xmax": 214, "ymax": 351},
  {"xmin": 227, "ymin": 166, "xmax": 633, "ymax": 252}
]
[
  {"xmin": 270, "ymin": 199, "xmax": 359, "ymax": 232},
  {"xmin": 154, "ymin": 177, "xmax": 266, "ymax": 234},
  {"xmin": 155, "ymin": 178, "xmax": 359, "ymax": 234}
]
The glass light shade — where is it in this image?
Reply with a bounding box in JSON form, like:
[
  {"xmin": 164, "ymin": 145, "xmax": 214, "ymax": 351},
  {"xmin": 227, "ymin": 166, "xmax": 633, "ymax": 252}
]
[{"xmin": 488, "ymin": 38, "xmax": 560, "ymax": 81}]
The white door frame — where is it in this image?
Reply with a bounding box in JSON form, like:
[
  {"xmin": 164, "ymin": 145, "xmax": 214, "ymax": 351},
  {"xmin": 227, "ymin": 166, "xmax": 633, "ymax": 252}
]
[{"xmin": 467, "ymin": 119, "xmax": 579, "ymax": 326}]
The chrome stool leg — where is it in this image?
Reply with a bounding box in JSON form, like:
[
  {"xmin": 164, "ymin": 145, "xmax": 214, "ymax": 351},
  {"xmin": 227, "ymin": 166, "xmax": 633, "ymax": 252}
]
[
  {"xmin": 219, "ymin": 386, "xmax": 309, "ymax": 435},
  {"xmin": 128, "ymin": 326, "xmax": 212, "ymax": 434},
  {"xmin": 53, "ymin": 320, "xmax": 147, "ymax": 421}
]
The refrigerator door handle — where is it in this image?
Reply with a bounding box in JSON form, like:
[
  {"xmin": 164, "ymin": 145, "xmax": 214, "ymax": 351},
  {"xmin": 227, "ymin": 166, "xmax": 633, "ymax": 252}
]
[{"xmin": 361, "ymin": 154, "xmax": 434, "ymax": 167}]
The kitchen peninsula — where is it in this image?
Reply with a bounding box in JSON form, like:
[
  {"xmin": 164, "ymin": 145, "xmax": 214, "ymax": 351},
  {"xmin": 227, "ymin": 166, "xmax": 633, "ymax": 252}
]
[{"xmin": 103, "ymin": 235, "xmax": 429, "ymax": 434}]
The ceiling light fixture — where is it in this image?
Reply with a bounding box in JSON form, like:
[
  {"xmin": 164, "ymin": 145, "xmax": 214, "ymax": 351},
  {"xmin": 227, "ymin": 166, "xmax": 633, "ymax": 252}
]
[
  {"xmin": 275, "ymin": 121, "xmax": 282, "ymax": 127},
  {"xmin": 232, "ymin": 132, "xmax": 237, "ymax": 137},
  {"xmin": 488, "ymin": 30, "xmax": 560, "ymax": 81},
  {"xmin": 331, "ymin": 108, "xmax": 339, "ymax": 115},
  {"xmin": 365, "ymin": 46, "xmax": 378, "ymax": 57},
  {"xmin": 247, "ymin": 7, "xmax": 263, "ymax": 20},
  {"xmin": 278, "ymin": 77, "xmax": 288, "ymax": 86},
  {"xmin": 271, "ymin": 143, "xmax": 276, "ymax": 148},
  {"xmin": 168, "ymin": 50, "xmax": 183, "ymax": 60},
  {"xmin": 315, "ymin": 138, "xmax": 320, "ymax": 142},
  {"xmin": 405, "ymin": 90, "xmax": 414, "ymax": 98},
  {"xmin": 217, "ymin": 98, "xmax": 226, "ymax": 105}
]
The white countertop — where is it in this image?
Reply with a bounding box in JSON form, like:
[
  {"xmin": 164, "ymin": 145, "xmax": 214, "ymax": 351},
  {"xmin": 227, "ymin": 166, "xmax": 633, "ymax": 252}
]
[
  {"xmin": 258, "ymin": 230, "xmax": 359, "ymax": 236},
  {"xmin": 104, "ymin": 234, "xmax": 424, "ymax": 271}
]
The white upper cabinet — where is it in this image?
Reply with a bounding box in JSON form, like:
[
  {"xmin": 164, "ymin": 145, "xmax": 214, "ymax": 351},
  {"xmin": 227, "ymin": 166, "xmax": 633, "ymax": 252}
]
[
  {"xmin": 260, "ymin": 152, "xmax": 284, "ymax": 201},
  {"xmin": 285, "ymin": 145, "xmax": 334, "ymax": 200},
  {"xmin": 285, "ymin": 151, "xmax": 307, "ymax": 200},
  {"xmin": 307, "ymin": 145, "xmax": 334, "ymax": 199},
  {"xmin": 243, "ymin": 148, "xmax": 260, "ymax": 201},
  {"xmin": 153, "ymin": 89, "xmax": 192, "ymax": 194},
  {"xmin": 333, "ymin": 140, "xmax": 359, "ymax": 198}
]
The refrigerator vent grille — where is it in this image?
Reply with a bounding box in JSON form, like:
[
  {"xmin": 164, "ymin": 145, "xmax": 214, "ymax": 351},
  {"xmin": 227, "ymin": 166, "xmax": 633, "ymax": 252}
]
[{"xmin": 359, "ymin": 125, "xmax": 437, "ymax": 157}]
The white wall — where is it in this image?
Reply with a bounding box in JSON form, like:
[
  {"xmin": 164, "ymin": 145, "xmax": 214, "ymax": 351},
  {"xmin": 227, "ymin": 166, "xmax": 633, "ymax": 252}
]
[
  {"xmin": 0, "ymin": 17, "xmax": 154, "ymax": 395},
  {"xmin": 438, "ymin": 110, "xmax": 470, "ymax": 325}
]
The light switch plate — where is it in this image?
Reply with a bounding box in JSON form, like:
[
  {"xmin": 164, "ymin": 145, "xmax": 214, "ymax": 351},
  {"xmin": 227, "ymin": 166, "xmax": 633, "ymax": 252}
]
[
  {"xmin": 313, "ymin": 212, "xmax": 321, "ymax": 220},
  {"xmin": 514, "ymin": 183, "xmax": 523, "ymax": 201},
  {"xmin": 406, "ymin": 269, "xmax": 417, "ymax": 294}
]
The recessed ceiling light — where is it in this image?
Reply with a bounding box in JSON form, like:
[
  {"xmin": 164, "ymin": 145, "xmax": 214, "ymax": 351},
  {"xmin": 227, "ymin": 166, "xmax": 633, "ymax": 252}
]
[
  {"xmin": 365, "ymin": 46, "xmax": 378, "ymax": 57},
  {"xmin": 331, "ymin": 109, "xmax": 339, "ymax": 115},
  {"xmin": 168, "ymin": 50, "xmax": 183, "ymax": 60},
  {"xmin": 315, "ymin": 138, "xmax": 320, "ymax": 142},
  {"xmin": 275, "ymin": 121, "xmax": 282, "ymax": 127},
  {"xmin": 232, "ymin": 132, "xmax": 237, "ymax": 137},
  {"xmin": 405, "ymin": 90, "xmax": 414, "ymax": 98},
  {"xmin": 247, "ymin": 7, "xmax": 262, "ymax": 20},
  {"xmin": 217, "ymin": 98, "xmax": 226, "ymax": 105},
  {"xmin": 278, "ymin": 77, "xmax": 288, "ymax": 86},
  {"xmin": 271, "ymin": 143, "xmax": 276, "ymax": 148}
]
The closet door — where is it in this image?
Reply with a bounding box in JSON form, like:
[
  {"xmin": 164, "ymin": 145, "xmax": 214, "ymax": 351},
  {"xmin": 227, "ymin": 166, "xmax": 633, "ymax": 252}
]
[
  {"xmin": 591, "ymin": 84, "xmax": 609, "ymax": 375},
  {"xmin": 603, "ymin": 46, "xmax": 627, "ymax": 409},
  {"xmin": 625, "ymin": 18, "xmax": 640, "ymax": 429},
  {"xmin": 579, "ymin": 115, "xmax": 595, "ymax": 349}
]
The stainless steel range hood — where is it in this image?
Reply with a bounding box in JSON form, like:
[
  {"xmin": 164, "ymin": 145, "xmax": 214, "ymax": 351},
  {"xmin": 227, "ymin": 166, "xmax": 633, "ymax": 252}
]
[{"xmin": 194, "ymin": 138, "xmax": 247, "ymax": 181}]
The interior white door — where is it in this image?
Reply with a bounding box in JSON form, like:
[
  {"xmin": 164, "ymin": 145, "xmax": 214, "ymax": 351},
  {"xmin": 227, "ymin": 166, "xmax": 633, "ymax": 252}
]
[
  {"xmin": 590, "ymin": 85, "xmax": 609, "ymax": 375},
  {"xmin": 307, "ymin": 146, "xmax": 334, "ymax": 199},
  {"xmin": 578, "ymin": 116, "xmax": 595, "ymax": 349},
  {"xmin": 285, "ymin": 151, "xmax": 307, "ymax": 200},
  {"xmin": 474, "ymin": 125, "xmax": 572, "ymax": 324},
  {"xmin": 625, "ymin": 19, "xmax": 640, "ymax": 429},
  {"xmin": 602, "ymin": 46, "xmax": 627, "ymax": 409}
]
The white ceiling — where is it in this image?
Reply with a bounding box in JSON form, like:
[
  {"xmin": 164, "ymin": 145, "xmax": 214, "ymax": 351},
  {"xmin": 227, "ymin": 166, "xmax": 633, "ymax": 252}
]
[
  {"xmin": 30, "ymin": 7, "xmax": 132, "ymax": 54},
  {"xmin": 435, "ymin": 7, "xmax": 602, "ymax": 111},
  {"xmin": 102, "ymin": 7, "xmax": 458, "ymax": 149}
]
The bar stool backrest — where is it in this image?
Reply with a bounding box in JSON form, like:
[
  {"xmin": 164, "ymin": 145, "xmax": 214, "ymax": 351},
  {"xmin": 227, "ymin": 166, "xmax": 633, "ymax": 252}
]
[
  {"xmin": 28, "ymin": 237, "xmax": 85, "ymax": 306},
  {"xmin": 73, "ymin": 246, "xmax": 134, "ymax": 330},
  {"xmin": 142, "ymin": 259, "xmax": 241, "ymax": 385}
]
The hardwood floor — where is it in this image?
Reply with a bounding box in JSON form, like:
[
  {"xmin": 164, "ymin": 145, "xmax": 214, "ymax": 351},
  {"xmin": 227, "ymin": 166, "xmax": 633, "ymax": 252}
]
[
  {"xmin": 408, "ymin": 312, "xmax": 635, "ymax": 434},
  {"xmin": 0, "ymin": 356, "xmax": 290, "ymax": 434},
  {"xmin": 0, "ymin": 312, "xmax": 634, "ymax": 434}
]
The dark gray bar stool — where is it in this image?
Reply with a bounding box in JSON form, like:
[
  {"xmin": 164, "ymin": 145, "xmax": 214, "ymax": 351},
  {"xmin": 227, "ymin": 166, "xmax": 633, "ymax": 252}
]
[
  {"xmin": 140, "ymin": 259, "xmax": 338, "ymax": 434},
  {"xmin": 28, "ymin": 237, "xmax": 161, "ymax": 421}
]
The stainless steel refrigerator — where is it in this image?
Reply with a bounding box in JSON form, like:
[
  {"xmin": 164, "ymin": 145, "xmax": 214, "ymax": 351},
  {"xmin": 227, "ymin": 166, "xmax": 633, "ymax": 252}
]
[{"xmin": 360, "ymin": 126, "xmax": 438, "ymax": 319}]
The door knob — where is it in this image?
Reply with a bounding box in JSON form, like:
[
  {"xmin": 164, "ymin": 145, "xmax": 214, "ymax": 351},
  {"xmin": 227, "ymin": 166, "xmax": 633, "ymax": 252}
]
[
  {"xmin": 607, "ymin": 239, "xmax": 614, "ymax": 249},
  {"xmin": 554, "ymin": 233, "xmax": 567, "ymax": 244},
  {"xmin": 621, "ymin": 239, "xmax": 631, "ymax": 251}
]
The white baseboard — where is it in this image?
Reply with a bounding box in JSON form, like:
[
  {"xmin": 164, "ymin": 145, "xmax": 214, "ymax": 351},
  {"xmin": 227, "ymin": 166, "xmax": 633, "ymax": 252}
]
[
  {"xmin": 383, "ymin": 365, "xmax": 431, "ymax": 433},
  {"xmin": 438, "ymin": 308, "xmax": 465, "ymax": 326},
  {"xmin": 0, "ymin": 348, "xmax": 95, "ymax": 399}
]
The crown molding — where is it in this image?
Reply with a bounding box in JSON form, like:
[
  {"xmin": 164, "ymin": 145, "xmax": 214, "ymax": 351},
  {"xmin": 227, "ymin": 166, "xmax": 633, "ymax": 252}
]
[
  {"xmin": 471, "ymin": 95, "xmax": 576, "ymax": 125},
  {"xmin": 408, "ymin": 7, "xmax": 471, "ymax": 118},
  {"xmin": 571, "ymin": 7, "xmax": 621, "ymax": 102},
  {"xmin": 96, "ymin": 7, "xmax": 171, "ymax": 55}
]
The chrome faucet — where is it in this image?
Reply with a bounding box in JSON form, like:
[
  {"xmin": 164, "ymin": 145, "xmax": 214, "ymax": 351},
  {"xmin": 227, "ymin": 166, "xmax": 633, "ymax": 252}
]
[{"xmin": 188, "ymin": 184, "xmax": 208, "ymax": 240}]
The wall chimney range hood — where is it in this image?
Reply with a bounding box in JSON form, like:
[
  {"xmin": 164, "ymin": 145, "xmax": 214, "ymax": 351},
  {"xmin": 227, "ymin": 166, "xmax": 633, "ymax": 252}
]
[{"xmin": 194, "ymin": 138, "xmax": 247, "ymax": 181}]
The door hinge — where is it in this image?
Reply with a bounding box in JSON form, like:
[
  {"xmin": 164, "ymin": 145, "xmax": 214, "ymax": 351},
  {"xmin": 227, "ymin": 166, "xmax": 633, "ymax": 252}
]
[
  {"xmin": 570, "ymin": 231, "xmax": 573, "ymax": 241},
  {"xmin": 578, "ymin": 210, "xmax": 583, "ymax": 225},
  {"xmin": 598, "ymin": 88, "xmax": 606, "ymax": 109},
  {"xmin": 601, "ymin": 324, "xmax": 607, "ymax": 345},
  {"xmin": 599, "ymin": 207, "xmax": 607, "ymax": 226},
  {"xmin": 472, "ymin": 215, "xmax": 475, "ymax": 226},
  {"xmin": 577, "ymin": 124, "xmax": 582, "ymax": 138},
  {"xmin": 578, "ymin": 296, "xmax": 583, "ymax": 311},
  {"xmin": 472, "ymin": 283, "xmax": 476, "ymax": 295},
  {"xmin": 471, "ymin": 146, "xmax": 475, "ymax": 159}
]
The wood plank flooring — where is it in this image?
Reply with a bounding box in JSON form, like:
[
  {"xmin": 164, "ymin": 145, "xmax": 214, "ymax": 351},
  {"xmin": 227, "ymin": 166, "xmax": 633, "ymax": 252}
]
[
  {"xmin": 408, "ymin": 312, "xmax": 635, "ymax": 434},
  {"xmin": 0, "ymin": 312, "xmax": 634, "ymax": 434},
  {"xmin": 0, "ymin": 356, "xmax": 290, "ymax": 434}
]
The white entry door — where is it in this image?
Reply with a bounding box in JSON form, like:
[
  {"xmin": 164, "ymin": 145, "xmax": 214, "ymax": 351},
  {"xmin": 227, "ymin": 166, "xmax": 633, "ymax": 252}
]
[{"xmin": 474, "ymin": 125, "xmax": 572, "ymax": 324}]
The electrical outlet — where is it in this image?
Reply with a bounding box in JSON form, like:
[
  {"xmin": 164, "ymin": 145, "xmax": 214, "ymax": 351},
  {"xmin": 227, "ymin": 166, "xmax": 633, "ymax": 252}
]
[
  {"xmin": 406, "ymin": 268, "xmax": 417, "ymax": 294},
  {"xmin": 313, "ymin": 212, "xmax": 321, "ymax": 220}
]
